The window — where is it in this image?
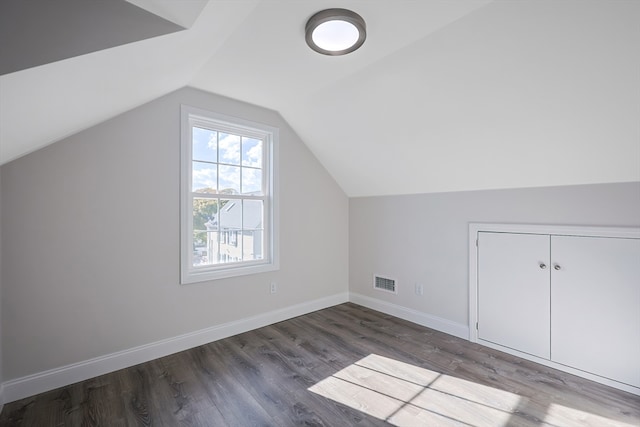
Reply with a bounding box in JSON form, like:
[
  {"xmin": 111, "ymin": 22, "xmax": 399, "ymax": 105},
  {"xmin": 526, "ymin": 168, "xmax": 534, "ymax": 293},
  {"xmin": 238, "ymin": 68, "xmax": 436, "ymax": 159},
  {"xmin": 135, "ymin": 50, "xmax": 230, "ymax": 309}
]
[{"xmin": 180, "ymin": 105, "xmax": 278, "ymax": 283}]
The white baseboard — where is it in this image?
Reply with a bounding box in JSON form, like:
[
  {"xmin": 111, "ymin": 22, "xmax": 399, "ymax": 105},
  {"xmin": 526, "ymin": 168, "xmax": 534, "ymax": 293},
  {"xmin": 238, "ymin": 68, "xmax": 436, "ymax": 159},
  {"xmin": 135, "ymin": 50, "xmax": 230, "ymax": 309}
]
[
  {"xmin": 2, "ymin": 292, "xmax": 467, "ymax": 404},
  {"xmin": 2, "ymin": 292, "xmax": 349, "ymax": 404},
  {"xmin": 349, "ymin": 292, "xmax": 469, "ymax": 340}
]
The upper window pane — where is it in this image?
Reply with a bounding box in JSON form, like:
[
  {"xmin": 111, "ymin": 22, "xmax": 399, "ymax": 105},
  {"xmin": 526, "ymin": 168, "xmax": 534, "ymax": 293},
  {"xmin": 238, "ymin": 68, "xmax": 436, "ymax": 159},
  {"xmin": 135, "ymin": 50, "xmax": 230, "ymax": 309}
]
[
  {"xmin": 242, "ymin": 137, "xmax": 263, "ymax": 167},
  {"xmin": 219, "ymin": 133, "xmax": 241, "ymax": 165},
  {"xmin": 192, "ymin": 161, "xmax": 217, "ymax": 193},
  {"xmin": 192, "ymin": 127, "xmax": 217, "ymax": 163},
  {"xmin": 219, "ymin": 165, "xmax": 241, "ymax": 194},
  {"xmin": 241, "ymin": 167, "xmax": 262, "ymax": 195}
]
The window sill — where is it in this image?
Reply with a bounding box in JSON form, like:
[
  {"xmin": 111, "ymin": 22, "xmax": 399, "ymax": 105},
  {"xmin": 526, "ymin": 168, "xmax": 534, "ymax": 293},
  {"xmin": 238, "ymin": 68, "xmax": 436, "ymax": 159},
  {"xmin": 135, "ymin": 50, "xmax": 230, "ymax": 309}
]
[{"xmin": 181, "ymin": 261, "xmax": 279, "ymax": 284}]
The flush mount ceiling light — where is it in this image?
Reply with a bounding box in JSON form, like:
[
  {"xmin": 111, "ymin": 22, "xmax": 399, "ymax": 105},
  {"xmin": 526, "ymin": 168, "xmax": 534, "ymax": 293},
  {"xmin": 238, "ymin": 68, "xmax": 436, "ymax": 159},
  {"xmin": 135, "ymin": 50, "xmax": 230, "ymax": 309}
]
[{"xmin": 305, "ymin": 8, "xmax": 366, "ymax": 56}]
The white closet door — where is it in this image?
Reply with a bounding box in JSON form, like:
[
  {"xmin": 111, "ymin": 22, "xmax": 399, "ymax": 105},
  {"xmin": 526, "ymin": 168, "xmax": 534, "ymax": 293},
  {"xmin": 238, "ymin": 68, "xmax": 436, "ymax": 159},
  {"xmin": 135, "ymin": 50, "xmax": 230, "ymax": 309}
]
[
  {"xmin": 551, "ymin": 236, "xmax": 640, "ymax": 387},
  {"xmin": 478, "ymin": 232, "xmax": 551, "ymax": 359}
]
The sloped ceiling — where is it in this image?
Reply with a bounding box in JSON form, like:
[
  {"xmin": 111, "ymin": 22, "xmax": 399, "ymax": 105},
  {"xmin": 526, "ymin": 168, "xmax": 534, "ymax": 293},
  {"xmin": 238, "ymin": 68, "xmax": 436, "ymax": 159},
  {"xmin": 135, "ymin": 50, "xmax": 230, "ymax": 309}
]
[
  {"xmin": 0, "ymin": 0, "xmax": 186, "ymax": 75},
  {"xmin": 1, "ymin": 0, "xmax": 638, "ymax": 197}
]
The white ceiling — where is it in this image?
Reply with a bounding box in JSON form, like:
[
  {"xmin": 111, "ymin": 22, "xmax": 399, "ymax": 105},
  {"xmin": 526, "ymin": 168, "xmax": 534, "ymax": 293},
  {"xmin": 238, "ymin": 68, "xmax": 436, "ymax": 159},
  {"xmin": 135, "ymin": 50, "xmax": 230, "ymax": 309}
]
[{"xmin": 1, "ymin": 0, "xmax": 638, "ymax": 197}]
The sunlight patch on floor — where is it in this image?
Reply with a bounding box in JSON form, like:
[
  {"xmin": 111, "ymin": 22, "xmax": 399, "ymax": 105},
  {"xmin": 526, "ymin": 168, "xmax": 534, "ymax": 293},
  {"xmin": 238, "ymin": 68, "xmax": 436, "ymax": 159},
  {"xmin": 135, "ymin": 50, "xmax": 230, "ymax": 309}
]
[
  {"xmin": 543, "ymin": 403, "xmax": 637, "ymax": 427},
  {"xmin": 308, "ymin": 354, "xmax": 522, "ymax": 426}
]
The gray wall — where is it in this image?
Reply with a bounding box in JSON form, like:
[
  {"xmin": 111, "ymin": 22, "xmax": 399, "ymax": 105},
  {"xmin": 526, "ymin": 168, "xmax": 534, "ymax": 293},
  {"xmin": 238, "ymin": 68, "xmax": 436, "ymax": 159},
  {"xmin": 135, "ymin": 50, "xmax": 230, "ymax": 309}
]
[
  {"xmin": 1, "ymin": 87, "xmax": 349, "ymax": 381},
  {"xmin": 0, "ymin": 0, "xmax": 184, "ymax": 75},
  {"xmin": 350, "ymin": 182, "xmax": 640, "ymax": 326}
]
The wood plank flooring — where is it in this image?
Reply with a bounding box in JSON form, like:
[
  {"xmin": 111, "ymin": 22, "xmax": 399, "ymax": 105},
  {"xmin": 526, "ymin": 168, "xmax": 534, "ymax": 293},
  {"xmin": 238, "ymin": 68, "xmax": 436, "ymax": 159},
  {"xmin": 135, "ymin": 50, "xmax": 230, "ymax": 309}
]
[{"xmin": 1, "ymin": 303, "xmax": 638, "ymax": 426}]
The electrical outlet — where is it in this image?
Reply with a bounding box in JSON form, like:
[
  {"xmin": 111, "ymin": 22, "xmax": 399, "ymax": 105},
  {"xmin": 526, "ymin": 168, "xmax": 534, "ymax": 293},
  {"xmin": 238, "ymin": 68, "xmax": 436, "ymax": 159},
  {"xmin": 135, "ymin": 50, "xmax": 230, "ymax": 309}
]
[
  {"xmin": 270, "ymin": 282, "xmax": 277, "ymax": 294},
  {"xmin": 415, "ymin": 283, "xmax": 424, "ymax": 296}
]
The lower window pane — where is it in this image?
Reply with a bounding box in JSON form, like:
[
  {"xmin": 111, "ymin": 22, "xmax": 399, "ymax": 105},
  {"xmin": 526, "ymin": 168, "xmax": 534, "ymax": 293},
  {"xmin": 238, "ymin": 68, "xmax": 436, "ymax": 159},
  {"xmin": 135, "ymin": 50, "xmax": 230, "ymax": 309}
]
[
  {"xmin": 193, "ymin": 198, "xmax": 219, "ymax": 234},
  {"xmin": 219, "ymin": 229, "xmax": 242, "ymax": 264},
  {"xmin": 191, "ymin": 197, "xmax": 266, "ymax": 267},
  {"xmin": 193, "ymin": 231, "xmax": 219, "ymax": 266},
  {"xmin": 243, "ymin": 200, "xmax": 263, "ymax": 229},
  {"xmin": 242, "ymin": 229, "xmax": 264, "ymax": 261}
]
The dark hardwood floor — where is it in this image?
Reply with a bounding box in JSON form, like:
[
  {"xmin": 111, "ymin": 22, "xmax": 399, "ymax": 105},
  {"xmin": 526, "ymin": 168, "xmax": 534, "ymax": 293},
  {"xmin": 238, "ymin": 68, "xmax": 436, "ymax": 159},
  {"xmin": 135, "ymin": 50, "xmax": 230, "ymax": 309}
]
[{"xmin": 1, "ymin": 303, "xmax": 639, "ymax": 426}]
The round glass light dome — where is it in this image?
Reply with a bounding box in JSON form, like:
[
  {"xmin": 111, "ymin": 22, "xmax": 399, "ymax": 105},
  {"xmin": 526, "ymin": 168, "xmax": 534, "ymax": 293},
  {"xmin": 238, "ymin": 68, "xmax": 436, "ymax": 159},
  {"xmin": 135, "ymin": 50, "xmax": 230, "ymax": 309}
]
[
  {"xmin": 305, "ymin": 9, "xmax": 366, "ymax": 56},
  {"xmin": 312, "ymin": 20, "xmax": 360, "ymax": 52}
]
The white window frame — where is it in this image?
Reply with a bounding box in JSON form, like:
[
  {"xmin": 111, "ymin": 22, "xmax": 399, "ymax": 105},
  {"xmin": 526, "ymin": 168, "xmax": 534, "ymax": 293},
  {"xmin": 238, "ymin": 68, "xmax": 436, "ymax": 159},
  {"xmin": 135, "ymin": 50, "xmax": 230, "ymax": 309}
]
[{"xmin": 180, "ymin": 105, "xmax": 279, "ymax": 283}]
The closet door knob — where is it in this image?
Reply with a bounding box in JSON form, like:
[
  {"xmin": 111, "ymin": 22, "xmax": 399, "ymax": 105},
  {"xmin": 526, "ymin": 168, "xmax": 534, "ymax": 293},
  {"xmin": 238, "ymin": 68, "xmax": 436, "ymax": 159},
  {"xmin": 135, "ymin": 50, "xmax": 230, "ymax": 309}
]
[
  {"xmin": 539, "ymin": 263, "xmax": 547, "ymax": 269},
  {"xmin": 554, "ymin": 264, "xmax": 562, "ymax": 270}
]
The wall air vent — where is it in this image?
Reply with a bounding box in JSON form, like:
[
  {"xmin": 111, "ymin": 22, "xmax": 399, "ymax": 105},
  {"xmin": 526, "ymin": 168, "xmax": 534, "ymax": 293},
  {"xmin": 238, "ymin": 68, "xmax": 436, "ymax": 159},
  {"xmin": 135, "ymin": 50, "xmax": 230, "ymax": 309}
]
[{"xmin": 373, "ymin": 275, "xmax": 397, "ymax": 294}]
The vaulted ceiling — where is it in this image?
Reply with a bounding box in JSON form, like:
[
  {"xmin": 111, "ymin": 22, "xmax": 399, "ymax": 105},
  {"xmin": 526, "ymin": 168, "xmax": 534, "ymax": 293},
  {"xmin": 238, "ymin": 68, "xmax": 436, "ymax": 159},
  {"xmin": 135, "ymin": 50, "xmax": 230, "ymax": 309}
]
[{"xmin": 1, "ymin": 0, "xmax": 638, "ymax": 196}]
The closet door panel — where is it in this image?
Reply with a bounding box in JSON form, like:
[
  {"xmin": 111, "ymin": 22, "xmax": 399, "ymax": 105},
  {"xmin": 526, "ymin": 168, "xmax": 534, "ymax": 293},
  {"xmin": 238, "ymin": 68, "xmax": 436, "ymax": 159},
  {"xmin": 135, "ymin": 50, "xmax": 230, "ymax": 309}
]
[
  {"xmin": 478, "ymin": 232, "xmax": 551, "ymax": 359},
  {"xmin": 551, "ymin": 236, "xmax": 640, "ymax": 387}
]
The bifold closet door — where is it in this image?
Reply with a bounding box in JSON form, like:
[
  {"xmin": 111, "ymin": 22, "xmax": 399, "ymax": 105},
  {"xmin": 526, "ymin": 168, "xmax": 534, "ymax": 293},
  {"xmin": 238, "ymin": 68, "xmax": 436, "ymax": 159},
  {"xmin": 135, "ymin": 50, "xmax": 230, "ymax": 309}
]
[
  {"xmin": 478, "ymin": 232, "xmax": 551, "ymax": 359},
  {"xmin": 551, "ymin": 236, "xmax": 640, "ymax": 388}
]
